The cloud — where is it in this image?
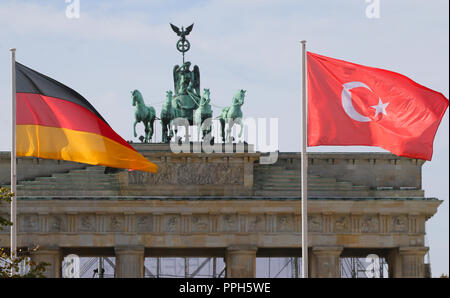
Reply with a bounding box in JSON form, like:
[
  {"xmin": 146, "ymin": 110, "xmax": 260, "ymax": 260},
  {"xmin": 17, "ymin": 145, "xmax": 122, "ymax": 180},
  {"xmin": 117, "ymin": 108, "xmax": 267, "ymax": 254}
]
[{"xmin": 0, "ymin": 1, "xmax": 168, "ymax": 44}]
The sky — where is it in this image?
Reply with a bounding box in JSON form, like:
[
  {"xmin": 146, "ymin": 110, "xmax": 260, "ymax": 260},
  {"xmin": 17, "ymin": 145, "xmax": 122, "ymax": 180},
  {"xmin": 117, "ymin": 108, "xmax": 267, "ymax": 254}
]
[{"xmin": 0, "ymin": 0, "xmax": 448, "ymax": 276}]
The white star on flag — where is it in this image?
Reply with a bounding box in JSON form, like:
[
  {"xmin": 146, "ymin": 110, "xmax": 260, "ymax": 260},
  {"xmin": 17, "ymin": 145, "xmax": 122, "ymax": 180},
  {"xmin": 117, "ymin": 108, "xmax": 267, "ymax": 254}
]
[{"xmin": 371, "ymin": 98, "xmax": 389, "ymax": 117}]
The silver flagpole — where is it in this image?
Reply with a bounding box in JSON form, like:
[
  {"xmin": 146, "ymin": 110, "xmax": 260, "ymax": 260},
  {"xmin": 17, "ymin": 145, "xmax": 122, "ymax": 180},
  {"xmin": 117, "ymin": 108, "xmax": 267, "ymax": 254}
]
[
  {"xmin": 10, "ymin": 48, "xmax": 17, "ymax": 271},
  {"xmin": 300, "ymin": 40, "xmax": 308, "ymax": 278}
]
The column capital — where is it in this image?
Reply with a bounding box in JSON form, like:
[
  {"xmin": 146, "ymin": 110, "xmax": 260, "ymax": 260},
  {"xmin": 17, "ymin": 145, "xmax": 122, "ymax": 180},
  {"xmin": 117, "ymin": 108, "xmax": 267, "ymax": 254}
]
[
  {"xmin": 114, "ymin": 245, "xmax": 144, "ymax": 254},
  {"xmin": 227, "ymin": 245, "xmax": 258, "ymax": 253},
  {"xmin": 398, "ymin": 246, "xmax": 429, "ymax": 256},
  {"xmin": 312, "ymin": 246, "xmax": 343, "ymax": 256}
]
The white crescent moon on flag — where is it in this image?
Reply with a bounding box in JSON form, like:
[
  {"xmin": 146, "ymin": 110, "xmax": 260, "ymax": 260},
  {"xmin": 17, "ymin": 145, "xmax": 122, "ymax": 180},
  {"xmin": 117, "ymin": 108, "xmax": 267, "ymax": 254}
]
[{"xmin": 341, "ymin": 81, "xmax": 372, "ymax": 122}]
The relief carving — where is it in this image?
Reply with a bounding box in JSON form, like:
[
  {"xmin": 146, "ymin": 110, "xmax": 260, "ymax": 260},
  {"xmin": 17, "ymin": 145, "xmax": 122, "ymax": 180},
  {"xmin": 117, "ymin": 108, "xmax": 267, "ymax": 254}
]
[
  {"xmin": 220, "ymin": 214, "xmax": 238, "ymax": 232},
  {"xmin": 19, "ymin": 214, "xmax": 39, "ymax": 232},
  {"xmin": 334, "ymin": 216, "xmax": 350, "ymax": 233},
  {"xmin": 276, "ymin": 215, "xmax": 294, "ymax": 232},
  {"xmin": 128, "ymin": 163, "xmax": 244, "ymax": 185},
  {"xmin": 391, "ymin": 215, "xmax": 408, "ymax": 232},
  {"xmin": 136, "ymin": 215, "xmax": 153, "ymax": 232},
  {"xmin": 247, "ymin": 215, "xmax": 265, "ymax": 232},
  {"xmin": 48, "ymin": 215, "xmax": 66, "ymax": 232},
  {"xmin": 192, "ymin": 215, "xmax": 209, "ymax": 233},
  {"xmin": 78, "ymin": 215, "xmax": 95, "ymax": 232},
  {"xmin": 128, "ymin": 172, "xmax": 147, "ymax": 184},
  {"xmin": 108, "ymin": 215, "xmax": 125, "ymax": 232},
  {"xmin": 163, "ymin": 215, "xmax": 180, "ymax": 233},
  {"xmin": 308, "ymin": 215, "xmax": 323, "ymax": 232},
  {"xmin": 361, "ymin": 215, "xmax": 379, "ymax": 233}
]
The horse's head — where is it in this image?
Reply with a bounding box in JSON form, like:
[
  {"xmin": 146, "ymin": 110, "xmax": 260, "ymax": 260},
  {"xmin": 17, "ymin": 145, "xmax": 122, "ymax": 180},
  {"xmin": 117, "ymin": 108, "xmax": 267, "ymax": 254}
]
[
  {"xmin": 166, "ymin": 90, "xmax": 173, "ymax": 100},
  {"xmin": 232, "ymin": 89, "xmax": 246, "ymax": 106},
  {"xmin": 164, "ymin": 90, "xmax": 173, "ymax": 107},
  {"xmin": 131, "ymin": 89, "xmax": 142, "ymax": 106},
  {"xmin": 201, "ymin": 88, "xmax": 210, "ymax": 105}
]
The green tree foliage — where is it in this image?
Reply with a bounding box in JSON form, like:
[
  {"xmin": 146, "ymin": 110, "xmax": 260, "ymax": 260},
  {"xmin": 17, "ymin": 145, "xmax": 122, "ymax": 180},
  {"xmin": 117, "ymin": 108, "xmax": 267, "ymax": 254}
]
[{"xmin": 0, "ymin": 187, "xmax": 49, "ymax": 278}]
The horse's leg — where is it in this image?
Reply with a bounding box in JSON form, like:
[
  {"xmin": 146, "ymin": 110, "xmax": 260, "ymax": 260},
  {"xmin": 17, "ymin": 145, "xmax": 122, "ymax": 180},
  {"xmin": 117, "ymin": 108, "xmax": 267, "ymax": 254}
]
[
  {"xmin": 198, "ymin": 116, "xmax": 204, "ymax": 142},
  {"xmin": 202, "ymin": 116, "xmax": 212, "ymax": 141},
  {"xmin": 143, "ymin": 121, "xmax": 149, "ymax": 143},
  {"xmin": 172, "ymin": 122, "xmax": 177, "ymax": 138},
  {"xmin": 168, "ymin": 119, "xmax": 175, "ymax": 142},
  {"xmin": 206, "ymin": 118, "xmax": 212, "ymax": 138},
  {"xmin": 184, "ymin": 123, "xmax": 189, "ymax": 143},
  {"xmin": 226, "ymin": 119, "xmax": 232, "ymax": 143},
  {"xmin": 133, "ymin": 120, "xmax": 138, "ymax": 138},
  {"xmin": 162, "ymin": 121, "xmax": 167, "ymax": 143},
  {"xmin": 149, "ymin": 120, "xmax": 154, "ymax": 142},
  {"xmin": 201, "ymin": 120, "xmax": 208, "ymax": 142},
  {"xmin": 220, "ymin": 118, "xmax": 225, "ymax": 143},
  {"xmin": 238, "ymin": 118, "xmax": 244, "ymax": 138}
]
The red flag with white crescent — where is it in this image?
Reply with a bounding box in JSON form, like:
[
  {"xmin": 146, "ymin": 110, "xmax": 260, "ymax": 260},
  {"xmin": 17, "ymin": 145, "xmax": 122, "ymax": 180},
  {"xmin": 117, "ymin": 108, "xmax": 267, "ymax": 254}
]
[{"xmin": 307, "ymin": 52, "xmax": 448, "ymax": 160}]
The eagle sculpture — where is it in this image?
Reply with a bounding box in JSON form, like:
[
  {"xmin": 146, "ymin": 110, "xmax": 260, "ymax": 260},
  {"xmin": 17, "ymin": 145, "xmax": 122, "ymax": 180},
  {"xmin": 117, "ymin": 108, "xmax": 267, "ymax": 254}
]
[{"xmin": 170, "ymin": 23, "xmax": 194, "ymax": 39}]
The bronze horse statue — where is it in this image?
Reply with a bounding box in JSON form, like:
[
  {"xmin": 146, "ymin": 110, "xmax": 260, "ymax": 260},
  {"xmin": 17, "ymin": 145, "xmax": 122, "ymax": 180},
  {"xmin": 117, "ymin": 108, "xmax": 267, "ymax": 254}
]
[
  {"xmin": 193, "ymin": 88, "xmax": 213, "ymax": 141},
  {"xmin": 160, "ymin": 90, "xmax": 180, "ymax": 143},
  {"xmin": 131, "ymin": 90, "xmax": 156, "ymax": 143},
  {"xmin": 219, "ymin": 89, "xmax": 246, "ymax": 143}
]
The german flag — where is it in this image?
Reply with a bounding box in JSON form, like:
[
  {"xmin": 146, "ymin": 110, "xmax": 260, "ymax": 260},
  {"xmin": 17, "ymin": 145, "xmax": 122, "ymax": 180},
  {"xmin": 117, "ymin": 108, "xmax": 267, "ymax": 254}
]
[{"xmin": 15, "ymin": 62, "xmax": 158, "ymax": 173}]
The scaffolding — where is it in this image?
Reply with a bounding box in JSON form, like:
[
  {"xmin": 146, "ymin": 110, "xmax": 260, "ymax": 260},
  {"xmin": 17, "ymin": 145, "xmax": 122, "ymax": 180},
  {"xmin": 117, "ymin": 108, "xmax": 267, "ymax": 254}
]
[{"xmin": 63, "ymin": 256, "xmax": 388, "ymax": 278}]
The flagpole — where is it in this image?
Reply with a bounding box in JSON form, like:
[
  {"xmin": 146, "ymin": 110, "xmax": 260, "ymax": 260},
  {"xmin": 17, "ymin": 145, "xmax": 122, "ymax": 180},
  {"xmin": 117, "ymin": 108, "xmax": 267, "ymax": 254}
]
[
  {"xmin": 10, "ymin": 48, "xmax": 17, "ymax": 268},
  {"xmin": 300, "ymin": 40, "xmax": 308, "ymax": 278}
]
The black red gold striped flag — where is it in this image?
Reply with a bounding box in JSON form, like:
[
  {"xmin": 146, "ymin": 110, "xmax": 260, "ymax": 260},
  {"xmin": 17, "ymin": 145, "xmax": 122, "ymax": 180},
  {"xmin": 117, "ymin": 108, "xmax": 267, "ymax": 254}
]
[{"xmin": 15, "ymin": 62, "xmax": 158, "ymax": 173}]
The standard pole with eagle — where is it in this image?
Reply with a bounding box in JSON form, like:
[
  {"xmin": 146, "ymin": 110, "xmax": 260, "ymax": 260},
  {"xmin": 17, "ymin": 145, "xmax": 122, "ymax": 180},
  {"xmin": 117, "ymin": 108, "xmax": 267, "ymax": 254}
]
[{"xmin": 170, "ymin": 23, "xmax": 194, "ymax": 64}]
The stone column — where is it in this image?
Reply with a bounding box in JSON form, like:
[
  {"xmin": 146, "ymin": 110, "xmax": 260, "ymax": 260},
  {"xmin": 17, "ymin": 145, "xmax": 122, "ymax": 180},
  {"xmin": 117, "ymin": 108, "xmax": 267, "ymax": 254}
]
[
  {"xmin": 30, "ymin": 246, "xmax": 62, "ymax": 278},
  {"xmin": 225, "ymin": 245, "xmax": 257, "ymax": 278},
  {"xmin": 309, "ymin": 246, "xmax": 343, "ymax": 278},
  {"xmin": 388, "ymin": 247, "xmax": 428, "ymax": 278},
  {"xmin": 114, "ymin": 245, "xmax": 144, "ymax": 278}
]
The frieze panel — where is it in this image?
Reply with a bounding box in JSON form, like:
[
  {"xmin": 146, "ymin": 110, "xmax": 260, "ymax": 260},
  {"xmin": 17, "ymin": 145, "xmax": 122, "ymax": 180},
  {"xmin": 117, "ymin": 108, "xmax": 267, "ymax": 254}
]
[
  {"xmin": 219, "ymin": 214, "xmax": 239, "ymax": 232},
  {"xmin": 308, "ymin": 215, "xmax": 323, "ymax": 233},
  {"xmin": 136, "ymin": 215, "xmax": 153, "ymax": 233},
  {"xmin": 19, "ymin": 214, "xmax": 39, "ymax": 232},
  {"xmin": 78, "ymin": 214, "xmax": 96, "ymax": 232},
  {"xmin": 48, "ymin": 215, "xmax": 67, "ymax": 232},
  {"xmin": 247, "ymin": 215, "xmax": 265, "ymax": 232},
  {"xmin": 391, "ymin": 215, "xmax": 408, "ymax": 232},
  {"xmin": 163, "ymin": 215, "xmax": 180, "ymax": 233},
  {"xmin": 334, "ymin": 216, "xmax": 350, "ymax": 233},
  {"xmin": 361, "ymin": 215, "xmax": 379, "ymax": 233},
  {"xmin": 128, "ymin": 163, "xmax": 244, "ymax": 185},
  {"xmin": 192, "ymin": 215, "xmax": 209, "ymax": 233},
  {"xmin": 107, "ymin": 215, "xmax": 125, "ymax": 232},
  {"xmin": 276, "ymin": 215, "xmax": 294, "ymax": 232}
]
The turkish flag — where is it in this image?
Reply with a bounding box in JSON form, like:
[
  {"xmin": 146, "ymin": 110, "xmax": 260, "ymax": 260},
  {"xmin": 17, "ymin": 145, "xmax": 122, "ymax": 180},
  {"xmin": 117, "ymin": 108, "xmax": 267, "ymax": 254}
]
[{"xmin": 307, "ymin": 52, "xmax": 448, "ymax": 160}]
